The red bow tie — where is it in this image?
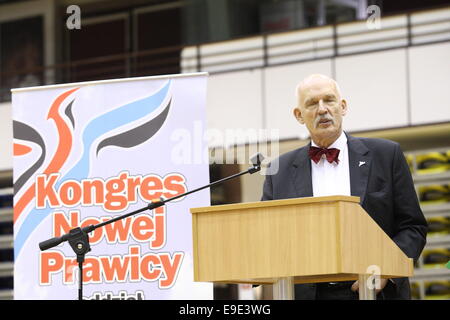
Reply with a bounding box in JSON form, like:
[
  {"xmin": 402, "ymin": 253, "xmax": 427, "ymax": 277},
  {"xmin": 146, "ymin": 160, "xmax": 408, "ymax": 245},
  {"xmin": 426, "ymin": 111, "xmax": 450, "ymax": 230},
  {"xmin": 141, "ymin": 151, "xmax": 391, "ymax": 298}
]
[{"xmin": 309, "ymin": 146, "xmax": 340, "ymax": 164}]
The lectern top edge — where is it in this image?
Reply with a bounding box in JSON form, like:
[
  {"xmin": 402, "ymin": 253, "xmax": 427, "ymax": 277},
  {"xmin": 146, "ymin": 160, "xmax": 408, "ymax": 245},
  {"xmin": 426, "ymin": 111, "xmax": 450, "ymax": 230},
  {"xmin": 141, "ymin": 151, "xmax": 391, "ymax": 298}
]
[{"xmin": 190, "ymin": 195, "xmax": 360, "ymax": 214}]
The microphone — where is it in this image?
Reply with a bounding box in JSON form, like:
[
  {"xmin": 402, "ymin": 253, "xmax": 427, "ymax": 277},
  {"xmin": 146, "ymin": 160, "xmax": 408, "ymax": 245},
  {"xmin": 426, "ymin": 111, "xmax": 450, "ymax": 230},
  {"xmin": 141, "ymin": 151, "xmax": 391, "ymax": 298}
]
[
  {"xmin": 250, "ymin": 152, "xmax": 265, "ymax": 167},
  {"xmin": 249, "ymin": 152, "xmax": 265, "ymax": 174}
]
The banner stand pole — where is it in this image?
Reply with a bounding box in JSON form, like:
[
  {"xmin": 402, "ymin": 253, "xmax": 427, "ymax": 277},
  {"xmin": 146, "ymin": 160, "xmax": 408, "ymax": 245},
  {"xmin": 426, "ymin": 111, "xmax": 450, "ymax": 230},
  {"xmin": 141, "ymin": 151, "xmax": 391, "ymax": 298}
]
[{"xmin": 39, "ymin": 153, "xmax": 265, "ymax": 300}]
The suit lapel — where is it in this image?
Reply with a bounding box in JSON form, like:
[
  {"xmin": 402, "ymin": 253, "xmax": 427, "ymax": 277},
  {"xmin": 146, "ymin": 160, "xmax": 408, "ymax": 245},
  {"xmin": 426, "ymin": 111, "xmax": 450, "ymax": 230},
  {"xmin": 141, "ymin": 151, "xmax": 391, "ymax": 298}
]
[
  {"xmin": 346, "ymin": 133, "xmax": 371, "ymax": 204},
  {"xmin": 292, "ymin": 144, "xmax": 313, "ymax": 197},
  {"xmin": 291, "ymin": 134, "xmax": 371, "ymax": 202}
]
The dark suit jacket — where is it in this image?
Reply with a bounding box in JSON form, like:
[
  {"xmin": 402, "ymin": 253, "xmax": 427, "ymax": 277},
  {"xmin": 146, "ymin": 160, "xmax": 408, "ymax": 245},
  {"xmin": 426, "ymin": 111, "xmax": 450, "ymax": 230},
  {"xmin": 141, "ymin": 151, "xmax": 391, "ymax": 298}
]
[{"xmin": 261, "ymin": 133, "xmax": 428, "ymax": 299}]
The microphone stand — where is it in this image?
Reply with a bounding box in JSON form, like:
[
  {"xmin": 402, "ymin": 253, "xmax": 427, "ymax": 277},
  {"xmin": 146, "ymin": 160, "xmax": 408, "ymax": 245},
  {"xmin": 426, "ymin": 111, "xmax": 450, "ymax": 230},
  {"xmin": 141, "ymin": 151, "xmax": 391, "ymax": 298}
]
[{"xmin": 39, "ymin": 157, "xmax": 263, "ymax": 300}]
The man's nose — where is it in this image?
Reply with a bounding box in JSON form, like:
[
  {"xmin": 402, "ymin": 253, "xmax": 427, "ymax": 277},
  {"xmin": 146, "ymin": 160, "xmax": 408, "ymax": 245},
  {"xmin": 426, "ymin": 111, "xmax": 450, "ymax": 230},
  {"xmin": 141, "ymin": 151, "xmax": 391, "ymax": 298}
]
[{"xmin": 318, "ymin": 100, "xmax": 327, "ymax": 113}]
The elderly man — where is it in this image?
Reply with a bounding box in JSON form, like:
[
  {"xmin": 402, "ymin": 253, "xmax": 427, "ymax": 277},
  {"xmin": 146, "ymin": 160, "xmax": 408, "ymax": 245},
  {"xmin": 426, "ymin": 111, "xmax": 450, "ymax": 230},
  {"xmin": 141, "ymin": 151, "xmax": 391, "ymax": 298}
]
[{"xmin": 261, "ymin": 74, "xmax": 427, "ymax": 300}]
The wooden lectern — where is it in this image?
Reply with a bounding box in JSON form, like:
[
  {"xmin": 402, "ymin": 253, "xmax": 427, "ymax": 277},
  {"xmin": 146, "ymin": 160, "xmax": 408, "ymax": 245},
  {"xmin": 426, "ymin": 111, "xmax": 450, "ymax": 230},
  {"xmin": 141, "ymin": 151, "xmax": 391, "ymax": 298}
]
[{"xmin": 190, "ymin": 195, "xmax": 413, "ymax": 300}]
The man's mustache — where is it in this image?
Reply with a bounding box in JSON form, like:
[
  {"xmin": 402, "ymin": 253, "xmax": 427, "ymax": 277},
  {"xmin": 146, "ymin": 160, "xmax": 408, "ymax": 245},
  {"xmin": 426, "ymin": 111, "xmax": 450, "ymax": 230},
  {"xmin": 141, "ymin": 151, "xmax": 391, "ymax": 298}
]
[{"xmin": 315, "ymin": 115, "xmax": 334, "ymax": 127}]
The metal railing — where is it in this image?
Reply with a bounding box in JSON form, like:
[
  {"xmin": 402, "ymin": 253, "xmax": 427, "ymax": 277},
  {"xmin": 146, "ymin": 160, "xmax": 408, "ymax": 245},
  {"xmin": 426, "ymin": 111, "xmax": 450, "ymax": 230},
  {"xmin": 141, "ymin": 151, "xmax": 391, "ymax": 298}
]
[
  {"xmin": 1, "ymin": 6, "xmax": 450, "ymax": 102},
  {"xmin": 181, "ymin": 7, "xmax": 450, "ymax": 73},
  {"xmin": 0, "ymin": 45, "xmax": 182, "ymax": 102}
]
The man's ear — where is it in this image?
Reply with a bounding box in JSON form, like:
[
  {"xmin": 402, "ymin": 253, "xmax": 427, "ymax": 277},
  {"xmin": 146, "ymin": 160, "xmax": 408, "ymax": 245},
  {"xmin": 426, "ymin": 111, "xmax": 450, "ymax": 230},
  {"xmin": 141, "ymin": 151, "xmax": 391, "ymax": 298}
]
[
  {"xmin": 293, "ymin": 107, "xmax": 304, "ymax": 124},
  {"xmin": 340, "ymin": 99, "xmax": 348, "ymax": 116}
]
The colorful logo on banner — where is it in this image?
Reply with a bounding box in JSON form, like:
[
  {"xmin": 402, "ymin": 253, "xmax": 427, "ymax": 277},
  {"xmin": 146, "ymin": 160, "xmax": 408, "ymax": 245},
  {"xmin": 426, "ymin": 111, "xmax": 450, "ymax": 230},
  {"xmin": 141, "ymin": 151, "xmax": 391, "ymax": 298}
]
[{"xmin": 12, "ymin": 76, "xmax": 212, "ymax": 299}]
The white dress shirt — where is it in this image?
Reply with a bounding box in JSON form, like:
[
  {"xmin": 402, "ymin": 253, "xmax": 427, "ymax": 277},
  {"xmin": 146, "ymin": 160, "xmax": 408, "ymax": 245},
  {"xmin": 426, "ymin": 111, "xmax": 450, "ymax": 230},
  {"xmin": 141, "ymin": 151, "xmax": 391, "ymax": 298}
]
[{"xmin": 311, "ymin": 131, "xmax": 351, "ymax": 197}]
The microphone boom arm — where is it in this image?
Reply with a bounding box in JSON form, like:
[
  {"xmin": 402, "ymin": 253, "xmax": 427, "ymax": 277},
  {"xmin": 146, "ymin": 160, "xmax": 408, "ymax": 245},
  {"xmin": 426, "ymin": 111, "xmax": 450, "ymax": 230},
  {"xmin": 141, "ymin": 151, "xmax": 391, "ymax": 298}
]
[{"xmin": 38, "ymin": 153, "xmax": 264, "ymax": 299}]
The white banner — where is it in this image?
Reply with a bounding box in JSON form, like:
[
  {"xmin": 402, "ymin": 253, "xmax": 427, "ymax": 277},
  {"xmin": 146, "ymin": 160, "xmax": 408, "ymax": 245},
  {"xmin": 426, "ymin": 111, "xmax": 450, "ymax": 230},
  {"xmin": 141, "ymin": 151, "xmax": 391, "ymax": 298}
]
[{"xmin": 12, "ymin": 73, "xmax": 213, "ymax": 300}]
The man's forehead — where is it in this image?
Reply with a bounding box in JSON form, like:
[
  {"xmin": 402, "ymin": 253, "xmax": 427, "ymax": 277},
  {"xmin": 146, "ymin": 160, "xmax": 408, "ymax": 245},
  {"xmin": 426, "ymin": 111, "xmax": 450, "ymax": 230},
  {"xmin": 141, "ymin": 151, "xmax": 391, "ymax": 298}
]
[{"xmin": 301, "ymin": 81, "xmax": 338, "ymax": 99}]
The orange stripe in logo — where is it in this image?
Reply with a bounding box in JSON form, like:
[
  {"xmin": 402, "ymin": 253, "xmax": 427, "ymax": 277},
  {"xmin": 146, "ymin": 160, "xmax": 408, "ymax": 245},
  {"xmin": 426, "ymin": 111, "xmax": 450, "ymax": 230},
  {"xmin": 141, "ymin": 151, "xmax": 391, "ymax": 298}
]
[
  {"xmin": 14, "ymin": 87, "xmax": 79, "ymax": 223},
  {"xmin": 13, "ymin": 143, "xmax": 32, "ymax": 156}
]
